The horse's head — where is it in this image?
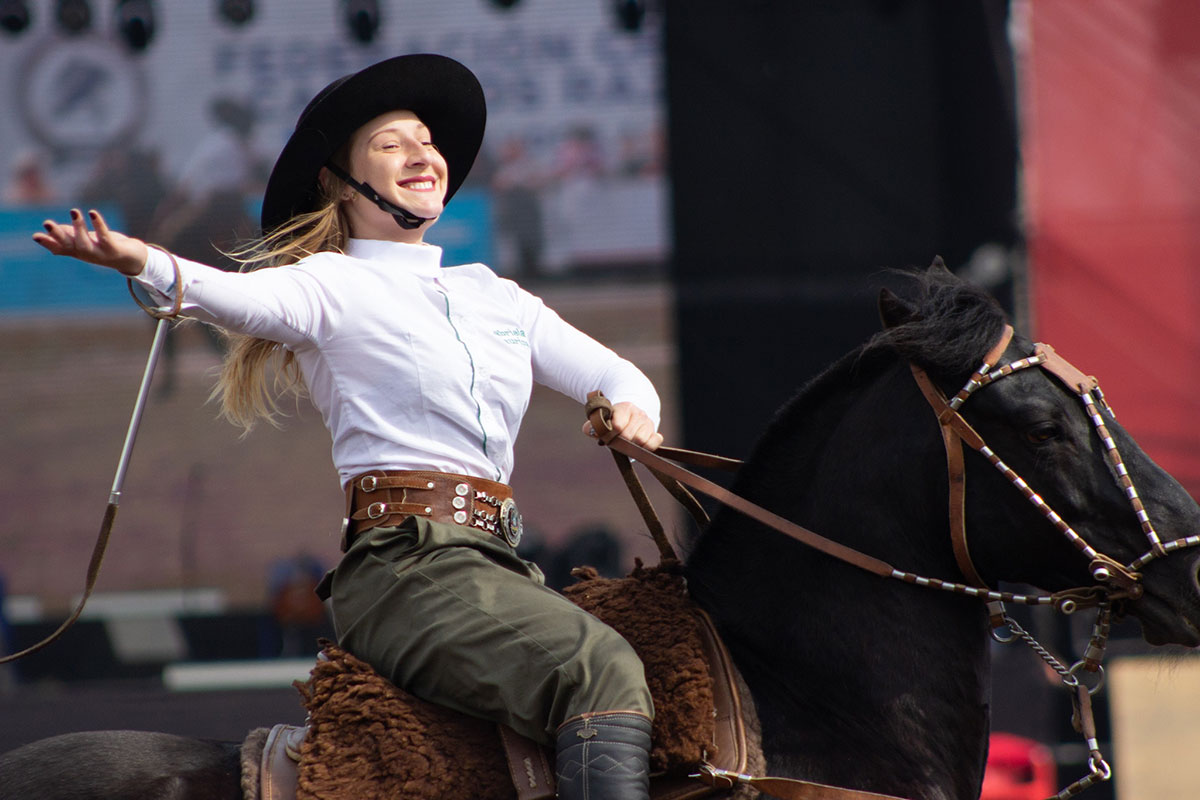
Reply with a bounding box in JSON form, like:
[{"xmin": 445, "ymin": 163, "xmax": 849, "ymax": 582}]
[{"xmin": 878, "ymin": 263, "xmax": 1200, "ymax": 647}]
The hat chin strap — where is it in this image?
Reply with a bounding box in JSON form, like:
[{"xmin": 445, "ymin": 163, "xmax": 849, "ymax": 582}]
[{"xmin": 325, "ymin": 163, "xmax": 432, "ymax": 231}]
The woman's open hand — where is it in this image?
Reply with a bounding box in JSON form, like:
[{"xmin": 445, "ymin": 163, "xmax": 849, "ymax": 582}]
[
  {"xmin": 32, "ymin": 209, "xmax": 148, "ymax": 277},
  {"xmin": 582, "ymin": 401, "xmax": 663, "ymax": 451}
]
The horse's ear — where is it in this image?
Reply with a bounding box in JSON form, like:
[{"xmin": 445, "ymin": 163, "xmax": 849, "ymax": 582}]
[{"xmin": 878, "ymin": 288, "xmax": 916, "ymax": 330}]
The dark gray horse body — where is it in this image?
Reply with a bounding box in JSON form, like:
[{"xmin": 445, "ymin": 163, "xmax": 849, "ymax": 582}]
[
  {"xmin": 0, "ymin": 730, "xmax": 241, "ymax": 800},
  {"xmin": 5, "ymin": 267, "xmax": 1200, "ymax": 800}
]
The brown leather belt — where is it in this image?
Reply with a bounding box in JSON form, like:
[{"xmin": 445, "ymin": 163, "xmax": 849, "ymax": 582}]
[{"xmin": 342, "ymin": 469, "xmax": 523, "ymax": 551}]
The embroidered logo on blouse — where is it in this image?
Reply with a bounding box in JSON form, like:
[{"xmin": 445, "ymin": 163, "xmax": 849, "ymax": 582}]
[{"xmin": 494, "ymin": 328, "xmax": 530, "ymax": 347}]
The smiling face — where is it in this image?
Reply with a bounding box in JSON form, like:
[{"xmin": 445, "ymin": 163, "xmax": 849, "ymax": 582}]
[{"xmin": 338, "ymin": 109, "xmax": 449, "ymax": 243}]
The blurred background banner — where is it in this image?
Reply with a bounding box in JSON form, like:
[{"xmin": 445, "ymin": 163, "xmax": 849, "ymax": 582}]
[
  {"xmin": 666, "ymin": 0, "xmax": 1020, "ymax": 458},
  {"xmin": 0, "ymin": 0, "xmax": 668, "ymax": 290},
  {"xmin": 0, "ymin": 205, "xmax": 131, "ymax": 311},
  {"xmin": 1025, "ymin": 0, "xmax": 1200, "ymax": 493}
]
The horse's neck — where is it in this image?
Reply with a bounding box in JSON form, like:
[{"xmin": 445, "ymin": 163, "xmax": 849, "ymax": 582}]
[{"xmin": 686, "ymin": 362, "xmax": 991, "ymax": 800}]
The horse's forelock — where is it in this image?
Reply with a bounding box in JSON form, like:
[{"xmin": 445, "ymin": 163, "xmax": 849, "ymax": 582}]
[{"xmin": 867, "ymin": 266, "xmax": 1008, "ymax": 377}]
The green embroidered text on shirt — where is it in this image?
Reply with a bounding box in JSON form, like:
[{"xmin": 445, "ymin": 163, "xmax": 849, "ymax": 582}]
[{"xmin": 493, "ymin": 328, "xmax": 529, "ymax": 347}]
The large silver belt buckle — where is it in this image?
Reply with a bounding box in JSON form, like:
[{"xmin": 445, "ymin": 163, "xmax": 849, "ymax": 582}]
[{"xmin": 499, "ymin": 497, "xmax": 523, "ymax": 548}]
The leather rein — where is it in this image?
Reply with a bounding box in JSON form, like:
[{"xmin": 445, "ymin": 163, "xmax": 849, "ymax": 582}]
[{"xmin": 585, "ymin": 324, "xmax": 1200, "ymax": 799}]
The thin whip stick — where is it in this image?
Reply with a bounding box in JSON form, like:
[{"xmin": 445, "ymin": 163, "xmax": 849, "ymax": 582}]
[{"xmin": 0, "ymin": 318, "xmax": 170, "ymax": 664}]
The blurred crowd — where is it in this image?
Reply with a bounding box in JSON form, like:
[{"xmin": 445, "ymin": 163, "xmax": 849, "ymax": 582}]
[{"xmin": 5, "ymin": 113, "xmax": 666, "ymax": 287}]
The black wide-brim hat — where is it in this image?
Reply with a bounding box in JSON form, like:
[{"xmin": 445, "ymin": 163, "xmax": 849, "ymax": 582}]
[{"xmin": 260, "ymin": 53, "xmax": 486, "ymax": 233}]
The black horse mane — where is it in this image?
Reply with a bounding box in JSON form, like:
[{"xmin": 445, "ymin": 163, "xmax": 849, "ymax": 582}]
[
  {"xmin": 731, "ymin": 265, "xmax": 1008, "ymax": 483},
  {"xmin": 865, "ymin": 263, "xmax": 1009, "ymax": 376}
]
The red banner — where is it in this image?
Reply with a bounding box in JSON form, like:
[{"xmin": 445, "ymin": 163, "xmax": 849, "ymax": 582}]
[{"xmin": 1025, "ymin": 0, "xmax": 1200, "ymax": 492}]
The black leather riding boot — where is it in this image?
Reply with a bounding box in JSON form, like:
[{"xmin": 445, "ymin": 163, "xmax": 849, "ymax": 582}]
[{"xmin": 555, "ymin": 711, "xmax": 652, "ymax": 800}]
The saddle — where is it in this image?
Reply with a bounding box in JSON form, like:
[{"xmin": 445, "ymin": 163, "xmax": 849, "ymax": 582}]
[{"xmin": 252, "ymin": 561, "xmax": 759, "ymax": 800}]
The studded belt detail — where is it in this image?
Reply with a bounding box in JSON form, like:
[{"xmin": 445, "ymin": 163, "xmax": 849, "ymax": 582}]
[{"xmin": 342, "ymin": 470, "xmax": 523, "ymax": 552}]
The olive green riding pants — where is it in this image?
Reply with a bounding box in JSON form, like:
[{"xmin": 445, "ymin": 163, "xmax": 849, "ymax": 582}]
[{"xmin": 322, "ymin": 516, "xmax": 653, "ymax": 746}]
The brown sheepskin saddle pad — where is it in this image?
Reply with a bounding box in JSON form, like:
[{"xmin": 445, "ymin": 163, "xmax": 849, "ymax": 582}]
[{"xmin": 281, "ymin": 561, "xmax": 751, "ymax": 800}]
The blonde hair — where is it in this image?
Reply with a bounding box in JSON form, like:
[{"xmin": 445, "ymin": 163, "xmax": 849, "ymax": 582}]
[{"xmin": 214, "ymin": 171, "xmax": 350, "ymax": 433}]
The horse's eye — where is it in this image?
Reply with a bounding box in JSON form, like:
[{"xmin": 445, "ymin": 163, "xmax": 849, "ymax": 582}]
[{"xmin": 1025, "ymin": 423, "xmax": 1060, "ymax": 444}]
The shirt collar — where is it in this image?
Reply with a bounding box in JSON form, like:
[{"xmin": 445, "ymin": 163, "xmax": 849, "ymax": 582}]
[{"xmin": 346, "ymin": 238, "xmax": 444, "ymax": 277}]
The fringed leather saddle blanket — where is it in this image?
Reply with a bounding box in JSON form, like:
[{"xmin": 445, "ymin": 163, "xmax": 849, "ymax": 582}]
[{"xmin": 242, "ymin": 561, "xmax": 764, "ymax": 800}]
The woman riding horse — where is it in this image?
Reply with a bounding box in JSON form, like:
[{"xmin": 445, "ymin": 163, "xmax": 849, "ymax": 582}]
[{"xmin": 33, "ymin": 54, "xmax": 661, "ymax": 800}]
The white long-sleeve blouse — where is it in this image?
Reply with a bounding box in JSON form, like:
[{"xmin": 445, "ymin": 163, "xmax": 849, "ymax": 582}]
[{"xmin": 136, "ymin": 238, "xmax": 660, "ymax": 486}]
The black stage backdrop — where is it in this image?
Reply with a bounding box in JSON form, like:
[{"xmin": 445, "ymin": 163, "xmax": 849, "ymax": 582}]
[{"xmin": 665, "ymin": 0, "xmax": 1019, "ymax": 458}]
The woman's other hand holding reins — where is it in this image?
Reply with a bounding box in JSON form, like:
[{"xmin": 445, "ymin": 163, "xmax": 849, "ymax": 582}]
[
  {"xmin": 582, "ymin": 401, "xmax": 663, "ymax": 451},
  {"xmin": 32, "ymin": 209, "xmax": 148, "ymax": 277}
]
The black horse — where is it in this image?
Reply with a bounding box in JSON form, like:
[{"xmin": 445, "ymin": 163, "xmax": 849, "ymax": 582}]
[
  {"xmin": 685, "ymin": 266, "xmax": 1200, "ymax": 798},
  {"xmin": 3, "ymin": 266, "xmax": 1199, "ymax": 800}
]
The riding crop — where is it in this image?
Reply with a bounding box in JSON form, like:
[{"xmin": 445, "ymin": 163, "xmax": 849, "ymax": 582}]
[{"xmin": 0, "ymin": 317, "xmax": 170, "ymax": 665}]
